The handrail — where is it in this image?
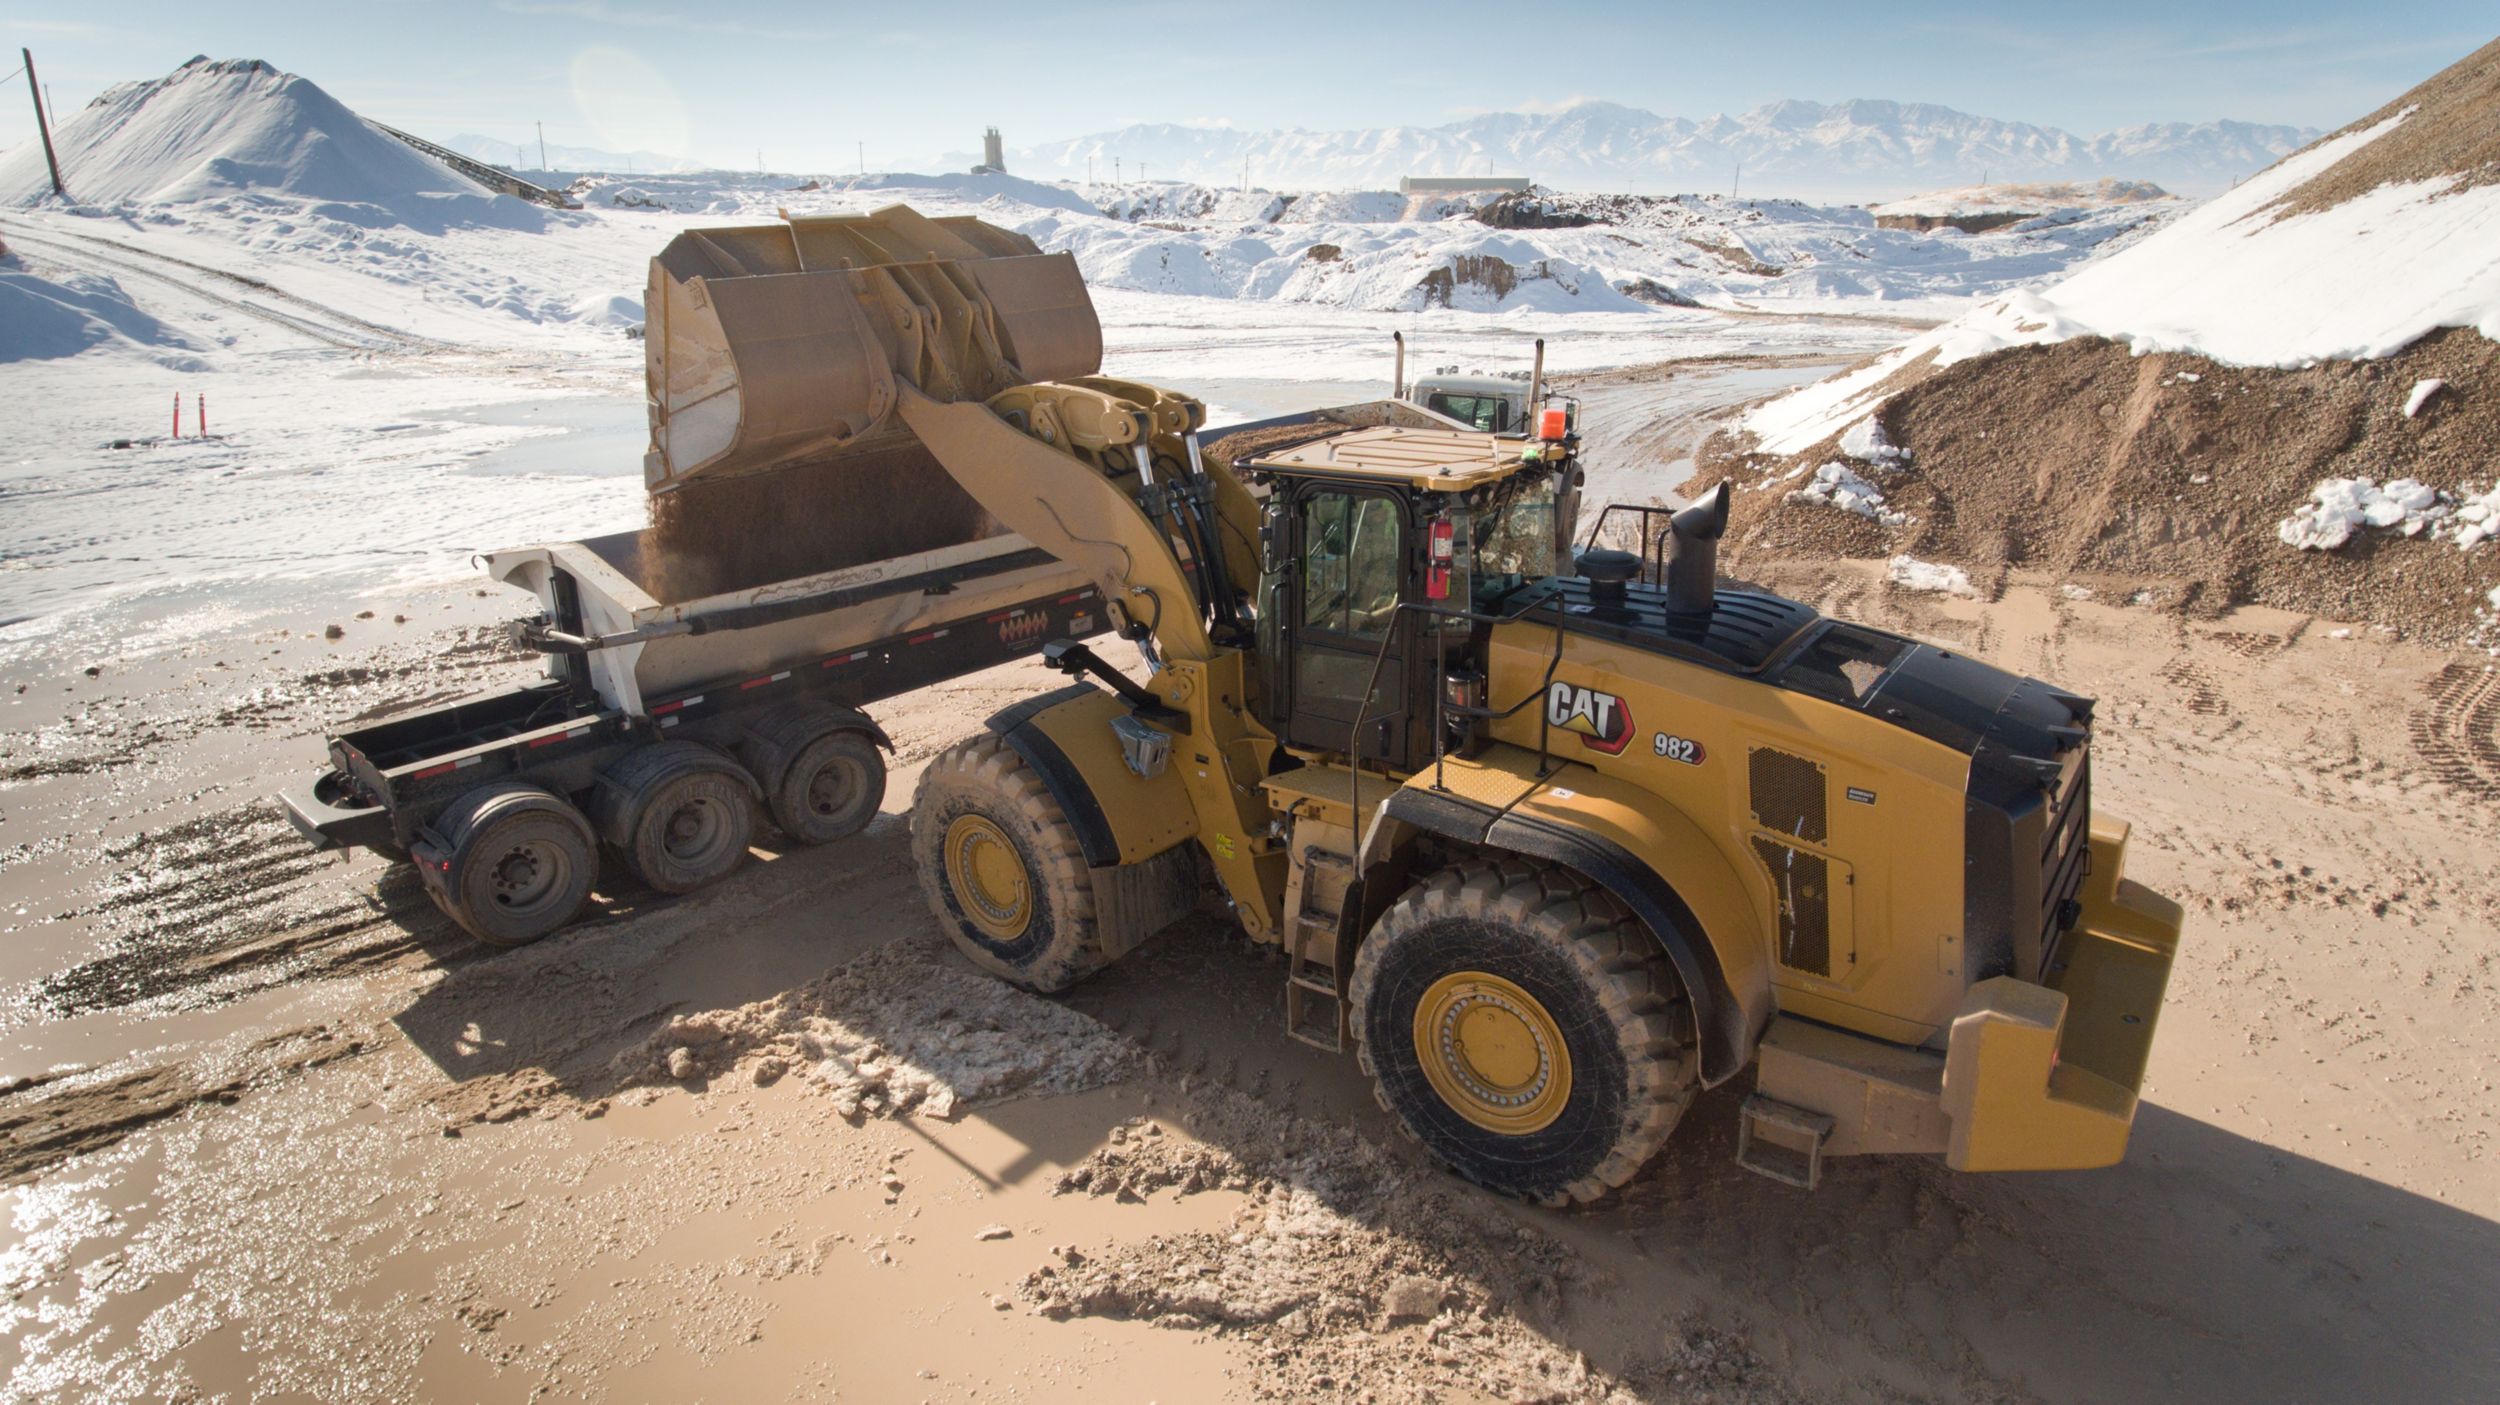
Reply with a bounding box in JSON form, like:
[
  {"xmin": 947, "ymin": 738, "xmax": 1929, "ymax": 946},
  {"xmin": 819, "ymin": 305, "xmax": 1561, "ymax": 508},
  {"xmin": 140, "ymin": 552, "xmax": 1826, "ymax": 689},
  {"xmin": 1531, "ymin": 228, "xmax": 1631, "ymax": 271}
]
[
  {"xmin": 1342, "ymin": 587, "xmax": 1571, "ymax": 854},
  {"xmin": 1584, "ymin": 502, "xmax": 1681, "ymax": 585}
]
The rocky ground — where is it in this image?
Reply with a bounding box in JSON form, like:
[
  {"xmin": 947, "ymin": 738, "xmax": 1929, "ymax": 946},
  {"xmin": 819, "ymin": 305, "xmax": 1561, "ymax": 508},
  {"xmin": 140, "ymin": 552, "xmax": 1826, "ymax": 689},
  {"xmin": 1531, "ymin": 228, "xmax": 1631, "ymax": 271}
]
[
  {"xmin": 0, "ymin": 537, "xmax": 2494, "ymax": 1401},
  {"xmin": 1702, "ymin": 330, "xmax": 2500, "ymax": 649}
]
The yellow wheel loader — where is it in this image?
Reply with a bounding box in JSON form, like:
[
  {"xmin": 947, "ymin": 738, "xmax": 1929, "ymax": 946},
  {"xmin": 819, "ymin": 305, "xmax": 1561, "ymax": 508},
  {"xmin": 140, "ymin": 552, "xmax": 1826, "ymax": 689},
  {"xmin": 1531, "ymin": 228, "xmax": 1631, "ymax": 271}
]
[{"xmin": 645, "ymin": 205, "xmax": 2182, "ymax": 1201}]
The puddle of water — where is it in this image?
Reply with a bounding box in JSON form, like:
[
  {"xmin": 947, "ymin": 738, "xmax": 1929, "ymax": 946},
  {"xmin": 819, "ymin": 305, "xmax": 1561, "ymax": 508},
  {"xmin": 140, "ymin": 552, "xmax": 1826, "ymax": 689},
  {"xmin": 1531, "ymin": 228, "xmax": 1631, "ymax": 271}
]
[{"xmin": 449, "ymin": 398, "xmax": 647, "ymax": 479}]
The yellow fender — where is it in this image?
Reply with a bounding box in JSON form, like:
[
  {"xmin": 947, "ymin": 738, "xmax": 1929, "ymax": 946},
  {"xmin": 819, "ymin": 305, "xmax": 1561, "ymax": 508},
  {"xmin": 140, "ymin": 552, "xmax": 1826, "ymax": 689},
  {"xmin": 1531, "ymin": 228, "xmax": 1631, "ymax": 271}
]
[
  {"xmin": 1380, "ymin": 750, "xmax": 1775, "ymax": 1086},
  {"xmin": 982, "ymin": 684, "xmax": 1198, "ymax": 867}
]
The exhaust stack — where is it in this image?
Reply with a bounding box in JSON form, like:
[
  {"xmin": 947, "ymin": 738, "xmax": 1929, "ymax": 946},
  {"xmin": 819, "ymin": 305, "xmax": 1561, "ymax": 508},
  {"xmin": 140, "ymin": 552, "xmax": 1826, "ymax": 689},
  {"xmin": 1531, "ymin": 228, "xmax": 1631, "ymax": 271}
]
[{"xmin": 1665, "ymin": 481, "xmax": 1732, "ymax": 630}]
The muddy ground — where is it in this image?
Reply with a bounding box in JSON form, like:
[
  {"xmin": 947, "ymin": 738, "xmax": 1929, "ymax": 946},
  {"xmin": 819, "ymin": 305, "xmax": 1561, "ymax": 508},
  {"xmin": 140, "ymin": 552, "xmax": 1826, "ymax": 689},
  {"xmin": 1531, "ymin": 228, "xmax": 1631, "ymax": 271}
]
[{"xmin": 0, "ymin": 560, "xmax": 2495, "ymax": 1401}]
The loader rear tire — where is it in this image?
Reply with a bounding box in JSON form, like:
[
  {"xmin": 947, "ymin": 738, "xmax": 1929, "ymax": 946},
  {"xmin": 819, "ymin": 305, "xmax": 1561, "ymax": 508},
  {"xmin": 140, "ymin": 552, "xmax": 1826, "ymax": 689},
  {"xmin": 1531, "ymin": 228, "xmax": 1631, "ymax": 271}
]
[
  {"xmin": 912, "ymin": 733, "xmax": 1107, "ymax": 994},
  {"xmin": 741, "ymin": 706, "xmax": 887, "ymax": 845},
  {"xmin": 1349, "ymin": 858, "xmax": 1697, "ymax": 1206},
  {"xmin": 435, "ymin": 782, "xmax": 598, "ymax": 947},
  {"xmin": 595, "ymin": 742, "xmax": 757, "ymax": 895}
]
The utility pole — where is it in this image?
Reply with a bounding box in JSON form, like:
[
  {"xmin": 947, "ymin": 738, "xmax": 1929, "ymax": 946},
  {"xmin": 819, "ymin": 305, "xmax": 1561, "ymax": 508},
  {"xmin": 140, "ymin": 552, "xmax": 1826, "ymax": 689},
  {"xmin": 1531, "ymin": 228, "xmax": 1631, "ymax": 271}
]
[
  {"xmin": 857, "ymin": 140, "xmax": 864, "ymax": 176},
  {"xmin": 21, "ymin": 49, "xmax": 65, "ymax": 198},
  {"xmin": 1086, "ymin": 154, "xmax": 1094, "ymax": 185},
  {"xmin": 1731, "ymin": 160, "xmax": 1740, "ymax": 201},
  {"xmin": 1242, "ymin": 153, "xmax": 1249, "ymax": 194},
  {"xmin": 537, "ymin": 121, "xmax": 547, "ymax": 171}
]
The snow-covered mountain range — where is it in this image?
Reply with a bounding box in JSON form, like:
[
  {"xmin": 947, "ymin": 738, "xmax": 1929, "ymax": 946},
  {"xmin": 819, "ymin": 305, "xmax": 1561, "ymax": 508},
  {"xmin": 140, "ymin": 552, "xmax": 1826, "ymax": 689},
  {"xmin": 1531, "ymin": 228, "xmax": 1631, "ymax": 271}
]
[
  {"xmin": 944, "ymin": 99, "xmax": 2315, "ymax": 202},
  {"xmin": 445, "ymin": 133, "xmax": 699, "ymax": 175}
]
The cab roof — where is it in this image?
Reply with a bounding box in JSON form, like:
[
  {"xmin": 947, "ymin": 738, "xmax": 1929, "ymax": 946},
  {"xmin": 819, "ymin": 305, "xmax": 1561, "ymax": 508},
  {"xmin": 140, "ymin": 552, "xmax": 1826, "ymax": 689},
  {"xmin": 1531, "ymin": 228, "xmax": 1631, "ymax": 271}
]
[{"xmin": 1244, "ymin": 425, "xmax": 1545, "ymax": 491}]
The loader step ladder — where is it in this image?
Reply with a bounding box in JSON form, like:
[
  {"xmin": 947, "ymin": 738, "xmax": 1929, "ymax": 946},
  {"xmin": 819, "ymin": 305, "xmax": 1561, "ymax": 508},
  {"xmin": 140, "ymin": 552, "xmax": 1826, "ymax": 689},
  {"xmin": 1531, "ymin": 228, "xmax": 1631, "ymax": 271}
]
[{"xmin": 1283, "ymin": 848, "xmax": 1357, "ymax": 1051}]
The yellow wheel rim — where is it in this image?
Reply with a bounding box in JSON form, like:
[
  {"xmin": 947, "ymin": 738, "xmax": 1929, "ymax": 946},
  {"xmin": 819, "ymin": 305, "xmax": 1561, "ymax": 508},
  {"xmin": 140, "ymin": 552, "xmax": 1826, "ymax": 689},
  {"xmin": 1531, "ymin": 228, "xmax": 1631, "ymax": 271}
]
[
  {"xmin": 944, "ymin": 814, "xmax": 1032, "ymax": 942},
  {"xmin": 1412, "ymin": 971, "xmax": 1572, "ymax": 1135}
]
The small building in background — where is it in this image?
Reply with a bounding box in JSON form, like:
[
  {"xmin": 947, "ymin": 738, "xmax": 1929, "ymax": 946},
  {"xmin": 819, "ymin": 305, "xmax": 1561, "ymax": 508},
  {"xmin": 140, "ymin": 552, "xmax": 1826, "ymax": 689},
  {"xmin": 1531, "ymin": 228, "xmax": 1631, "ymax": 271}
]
[
  {"xmin": 1398, "ymin": 174, "xmax": 1530, "ymax": 195},
  {"xmin": 973, "ymin": 127, "xmax": 1006, "ymax": 175}
]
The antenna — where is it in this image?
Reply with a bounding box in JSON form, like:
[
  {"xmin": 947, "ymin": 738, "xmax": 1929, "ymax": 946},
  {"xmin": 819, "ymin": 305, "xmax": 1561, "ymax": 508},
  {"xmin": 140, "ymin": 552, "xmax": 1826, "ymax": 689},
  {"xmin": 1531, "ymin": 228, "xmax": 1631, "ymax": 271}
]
[{"xmin": 537, "ymin": 121, "xmax": 547, "ymax": 171}]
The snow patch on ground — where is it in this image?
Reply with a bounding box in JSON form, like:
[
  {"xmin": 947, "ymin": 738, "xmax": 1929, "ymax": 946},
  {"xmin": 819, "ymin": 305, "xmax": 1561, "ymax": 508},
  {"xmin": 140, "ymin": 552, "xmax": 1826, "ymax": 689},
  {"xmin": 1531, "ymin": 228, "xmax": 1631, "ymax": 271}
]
[
  {"xmin": 1887, "ymin": 555, "xmax": 1974, "ymax": 595},
  {"xmin": 0, "ymin": 257, "xmax": 203, "ymax": 367},
  {"xmin": 1838, "ymin": 415, "xmax": 1910, "ymax": 467},
  {"xmin": 2276, "ymin": 476, "xmax": 2500, "ymax": 551},
  {"xmin": 2404, "ymin": 377, "xmax": 2446, "ymax": 417},
  {"xmin": 1791, "ymin": 461, "xmax": 1909, "ymax": 526}
]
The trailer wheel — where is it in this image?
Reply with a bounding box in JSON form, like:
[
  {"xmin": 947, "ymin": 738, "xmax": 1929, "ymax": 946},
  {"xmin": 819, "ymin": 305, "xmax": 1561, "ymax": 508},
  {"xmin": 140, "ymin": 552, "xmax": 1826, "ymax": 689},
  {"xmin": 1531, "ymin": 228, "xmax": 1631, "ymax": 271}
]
[
  {"xmin": 1349, "ymin": 858, "xmax": 1697, "ymax": 1206},
  {"xmin": 595, "ymin": 742, "xmax": 758, "ymax": 895},
  {"xmin": 741, "ymin": 706, "xmax": 888, "ymax": 845},
  {"xmin": 911, "ymin": 734, "xmax": 1105, "ymax": 993},
  {"xmin": 435, "ymin": 782, "xmax": 598, "ymax": 947}
]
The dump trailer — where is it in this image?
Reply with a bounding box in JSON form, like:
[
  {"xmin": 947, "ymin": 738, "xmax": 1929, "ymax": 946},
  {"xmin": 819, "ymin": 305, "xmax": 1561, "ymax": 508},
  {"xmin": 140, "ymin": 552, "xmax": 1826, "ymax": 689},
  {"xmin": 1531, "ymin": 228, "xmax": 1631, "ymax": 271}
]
[{"xmin": 280, "ymin": 526, "xmax": 1110, "ymax": 942}]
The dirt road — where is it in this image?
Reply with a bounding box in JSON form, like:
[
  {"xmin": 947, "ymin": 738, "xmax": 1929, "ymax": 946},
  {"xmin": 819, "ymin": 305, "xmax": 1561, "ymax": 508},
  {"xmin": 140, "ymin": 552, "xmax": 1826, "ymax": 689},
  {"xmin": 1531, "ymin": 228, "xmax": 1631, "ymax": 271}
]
[{"xmin": 0, "ymin": 565, "xmax": 2493, "ymax": 1401}]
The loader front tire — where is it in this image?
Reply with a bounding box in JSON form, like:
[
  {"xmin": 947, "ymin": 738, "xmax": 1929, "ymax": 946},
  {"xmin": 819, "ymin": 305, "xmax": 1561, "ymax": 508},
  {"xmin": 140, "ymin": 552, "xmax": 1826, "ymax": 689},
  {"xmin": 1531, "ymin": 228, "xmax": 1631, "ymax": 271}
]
[
  {"xmin": 1349, "ymin": 858, "xmax": 1697, "ymax": 1206},
  {"xmin": 912, "ymin": 734, "xmax": 1106, "ymax": 994}
]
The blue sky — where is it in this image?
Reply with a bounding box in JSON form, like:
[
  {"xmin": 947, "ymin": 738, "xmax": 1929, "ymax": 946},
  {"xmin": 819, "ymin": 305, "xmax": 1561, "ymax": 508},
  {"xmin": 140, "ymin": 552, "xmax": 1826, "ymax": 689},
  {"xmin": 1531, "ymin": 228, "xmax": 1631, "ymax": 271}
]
[{"xmin": 1, "ymin": 2, "xmax": 2489, "ymax": 169}]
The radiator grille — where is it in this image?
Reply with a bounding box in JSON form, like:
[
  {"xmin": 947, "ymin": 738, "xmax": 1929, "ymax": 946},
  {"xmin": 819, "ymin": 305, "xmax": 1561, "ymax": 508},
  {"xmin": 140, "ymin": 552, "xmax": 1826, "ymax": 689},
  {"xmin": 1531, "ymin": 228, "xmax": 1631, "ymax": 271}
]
[
  {"xmin": 2039, "ymin": 752, "xmax": 2093, "ymax": 961},
  {"xmin": 1749, "ymin": 747, "xmax": 1828, "ymax": 844},
  {"xmin": 1752, "ymin": 836, "xmax": 1832, "ymax": 976}
]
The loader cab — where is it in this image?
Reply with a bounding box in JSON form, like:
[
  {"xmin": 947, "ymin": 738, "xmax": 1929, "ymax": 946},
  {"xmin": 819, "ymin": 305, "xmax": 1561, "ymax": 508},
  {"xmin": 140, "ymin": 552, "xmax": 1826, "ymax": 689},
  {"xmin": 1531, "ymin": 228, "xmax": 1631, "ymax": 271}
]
[{"xmin": 1243, "ymin": 427, "xmax": 1569, "ymax": 772}]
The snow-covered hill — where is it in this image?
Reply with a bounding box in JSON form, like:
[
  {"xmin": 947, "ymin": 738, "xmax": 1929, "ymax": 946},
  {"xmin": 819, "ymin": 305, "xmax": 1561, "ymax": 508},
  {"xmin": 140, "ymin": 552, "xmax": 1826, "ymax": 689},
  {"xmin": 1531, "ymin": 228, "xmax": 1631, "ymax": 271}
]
[
  {"xmin": 1029, "ymin": 188, "xmax": 2180, "ymax": 316},
  {"xmin": 1740, "ymin": 38, "xmax": 2500, "ymax": 455},
  {"xmin": 957, "ymin": 99, "xmax": 2313, "ymax": 202},
  {"xmin": 0, "ymin": 57, "xmax": 544, "ymax": 234}
]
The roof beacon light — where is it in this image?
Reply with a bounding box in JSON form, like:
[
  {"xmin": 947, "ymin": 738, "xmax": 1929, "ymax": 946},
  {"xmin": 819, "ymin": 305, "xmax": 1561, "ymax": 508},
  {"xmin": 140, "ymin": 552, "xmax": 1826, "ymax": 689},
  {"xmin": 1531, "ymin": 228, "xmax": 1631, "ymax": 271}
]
[{"xmin": 1538, "ymin": 407, "xmax": 1569, "ymax": 441}]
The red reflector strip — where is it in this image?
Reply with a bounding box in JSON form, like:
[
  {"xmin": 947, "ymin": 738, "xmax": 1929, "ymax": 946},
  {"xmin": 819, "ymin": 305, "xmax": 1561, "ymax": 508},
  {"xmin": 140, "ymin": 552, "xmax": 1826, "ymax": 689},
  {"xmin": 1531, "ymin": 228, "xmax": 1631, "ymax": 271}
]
[
  {"xmin": 411, "ymin": 754, "xmax": 485, "ymax": 780},
  {"xmin": 740, "ymin": 677, "xmax": 771, "ymax": 690},
  {"xmin": 528, "ymin": 724, "xmax": 595, "ymax": 749},
  {"xmin": 821, "ymin": 649, "xmax": 870, "ymax": 668},
  {"xmin": 908, "ymin": 629, "xmax": 950, "ymax": 645},
  {"xmin": 652, "ymin": 693, "xmax": 705, "ymax": 715},
  {"xmin": 986, "ymin": 610, "xmax": 1016, "ymax": 623},
  {"xmin": 1057, "ymin": 592, "xmax": 1086, "ymax": 603}
]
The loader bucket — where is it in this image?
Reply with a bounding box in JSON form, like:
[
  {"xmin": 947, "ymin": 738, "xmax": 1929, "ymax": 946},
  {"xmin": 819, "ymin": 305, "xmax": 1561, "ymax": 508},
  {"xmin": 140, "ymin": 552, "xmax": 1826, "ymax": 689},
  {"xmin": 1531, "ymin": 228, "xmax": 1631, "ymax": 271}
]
[{"xmin": 643, "ymin": 204, "xmax": 1104, "ymax": 493}]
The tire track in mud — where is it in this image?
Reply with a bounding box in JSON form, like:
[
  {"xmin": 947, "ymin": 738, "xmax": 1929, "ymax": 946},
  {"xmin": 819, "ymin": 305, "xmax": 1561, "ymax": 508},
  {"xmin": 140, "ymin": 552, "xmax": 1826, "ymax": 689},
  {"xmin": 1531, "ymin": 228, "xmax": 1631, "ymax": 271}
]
[
  {"xmin": 4, "ymin": 228, "xmax": 459, "ymax": 355},
  {"xmin": 14, "ymin": 801, "xmax": 460, "ymax": 1030},
  {"xmin": 0, "ymin": 1024, "xmax": 366, "ymax": 1185},
  {"xmin": 2408, "ymin": 662, "xmax": 2500, "ymax": 800}
]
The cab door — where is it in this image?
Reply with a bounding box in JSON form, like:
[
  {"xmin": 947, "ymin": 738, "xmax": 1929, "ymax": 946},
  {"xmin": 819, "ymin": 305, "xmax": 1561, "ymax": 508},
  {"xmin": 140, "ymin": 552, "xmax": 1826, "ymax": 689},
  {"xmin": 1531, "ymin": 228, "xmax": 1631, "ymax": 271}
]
[{"xmin": 1282, "ymin": 483, "xmax": 1411, "ymax": 761}]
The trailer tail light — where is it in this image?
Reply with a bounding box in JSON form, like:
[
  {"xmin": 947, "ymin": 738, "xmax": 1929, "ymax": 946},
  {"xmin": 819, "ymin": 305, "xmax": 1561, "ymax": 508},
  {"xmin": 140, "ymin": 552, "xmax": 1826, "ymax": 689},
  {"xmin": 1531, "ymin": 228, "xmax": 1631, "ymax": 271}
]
[
  {"xmin": 1539, "ymin": 407, "xmax": 1569, "ymax": 441},
  {"xmin": 1425, "ymin": 518, "xmax": 1455, "ymax": 601}
]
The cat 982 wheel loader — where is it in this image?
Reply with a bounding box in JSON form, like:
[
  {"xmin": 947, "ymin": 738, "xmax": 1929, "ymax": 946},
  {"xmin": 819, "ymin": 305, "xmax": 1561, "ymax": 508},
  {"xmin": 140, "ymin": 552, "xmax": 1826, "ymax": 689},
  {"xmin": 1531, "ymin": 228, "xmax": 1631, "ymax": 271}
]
[{"xmin": 651, "ymin": 204, "xmax": 2183, "ymax": 1202}]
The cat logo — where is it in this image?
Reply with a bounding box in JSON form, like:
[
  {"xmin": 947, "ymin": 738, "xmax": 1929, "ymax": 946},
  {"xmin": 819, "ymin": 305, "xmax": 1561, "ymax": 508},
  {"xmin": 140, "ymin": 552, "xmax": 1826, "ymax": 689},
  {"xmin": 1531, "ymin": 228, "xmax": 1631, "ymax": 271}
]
[{"xmin": 1546, "ymin": 681, "xmax": 1634, "ymax": 754}]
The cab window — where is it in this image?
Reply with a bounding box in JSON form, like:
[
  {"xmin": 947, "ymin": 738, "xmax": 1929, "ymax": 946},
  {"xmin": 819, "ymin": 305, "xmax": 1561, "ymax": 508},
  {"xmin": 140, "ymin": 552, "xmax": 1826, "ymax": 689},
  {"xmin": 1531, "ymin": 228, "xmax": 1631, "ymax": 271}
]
[
  {"xmin": 1299, "ymin": 491, "xmax": 1403, "ymax": 640},
  {"xmin": 1425, "ymin": 392, "xmax": 1510, "ymax": 434}
]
